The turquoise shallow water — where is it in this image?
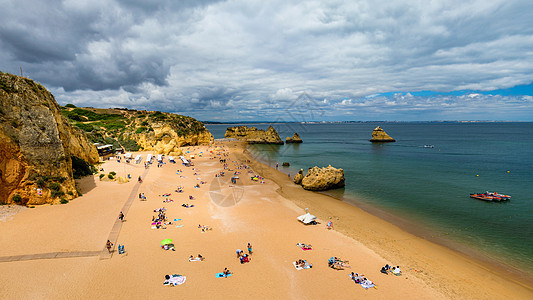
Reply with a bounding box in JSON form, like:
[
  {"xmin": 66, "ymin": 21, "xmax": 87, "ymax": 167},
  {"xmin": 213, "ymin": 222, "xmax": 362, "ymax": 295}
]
[{"xmin": 207, "ymin": 122, "xmax": 533, "ymax": 274}]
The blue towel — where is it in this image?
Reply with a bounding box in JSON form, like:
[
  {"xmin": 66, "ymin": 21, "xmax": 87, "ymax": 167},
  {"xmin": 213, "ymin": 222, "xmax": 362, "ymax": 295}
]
[
  {"xmin": 216, "ymin": 272, "xmax": 232, "ymax": 278},
  {"xmin": 174, "ymin": 219, "xmax": 181, "ymax": 221}
]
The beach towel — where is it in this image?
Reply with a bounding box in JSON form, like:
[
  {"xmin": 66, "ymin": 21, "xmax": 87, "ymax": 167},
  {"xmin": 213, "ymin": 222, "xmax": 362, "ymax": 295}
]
[
  {"xmin": 189, "ymin": 257, "xmax": 202, "ymax": 262},
  {"xmin": 164, "ymin": 275, "xmax": 186, "ymax": 286},
  {"xmin": 151, "ymin": 226, "xmax": 157, "ymax": 229},
  {"xmin": 293, "ymin": 261, "xmax": 312, "ymax": 270},
  {"xmin": 175, "ymin": 225, "xmax": 184, "ymax": 228},
  {"xmin": 296, "ymin": 243, "xmax": 312, "ymax": 250},
  {"xmin": 215, "ymin": 272, "xmax": 232, "ymax": 278},
  {"xmin": 360, "ymin": 281, "xmax": 376, "ymax": 289},
  {"xmin": 174, "ymin": 219, "xmax": 181, "ymax": 221},
  {"xmin": 390, "ymin": 270, "xmax": 402, "ymax": 276}
]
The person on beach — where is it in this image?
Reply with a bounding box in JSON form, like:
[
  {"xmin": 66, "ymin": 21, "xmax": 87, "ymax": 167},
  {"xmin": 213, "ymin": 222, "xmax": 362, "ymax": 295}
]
[
  {"xmin": 119, "ymin": 212, "xmax": 124, "ymax": 221},
  {"xmin": 236, "ymin": 249, "xmax": 243, "ymax": 257},
  {"xmin": 327, "ymin": 221, "xmax": 333, "ymax": 230},
  {"xmin": 138, "ymin": 176, "xmax": 142, "ymax": 182},
  {"xmin": 247, "ymin": 243, "xmax": 252, "ymax": 254},
  {"xmin": 223, "ymin": 268, "xmax": 231, "ymax": 277},
  {"xmin": 106, "ymin": 240, "xmax": 113, "ymax": 253}
]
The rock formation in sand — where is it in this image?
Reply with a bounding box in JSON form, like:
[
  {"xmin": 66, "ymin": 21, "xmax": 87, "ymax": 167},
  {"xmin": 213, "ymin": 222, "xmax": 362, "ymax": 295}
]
[
  {"xmin": 224, "ymin": 125, "xmax": 284, "ymax": 144},
  {"xmin": 286, "ymin": 133, "xmax": 303, "ymax": 143},
  {"xmin": 294, "ymin": 169, "xmax": 304, "ymax": 184},
  {"xmin": 0, "ymin": 73, "xmax": 99, "ymax": 205},
  {"xmin": 298, "ymin": 165, "xmax": 345, "ymax": 191},
  {"xmin": 370, "ymin": 126, "xmax": 396, "ymax": 142}
]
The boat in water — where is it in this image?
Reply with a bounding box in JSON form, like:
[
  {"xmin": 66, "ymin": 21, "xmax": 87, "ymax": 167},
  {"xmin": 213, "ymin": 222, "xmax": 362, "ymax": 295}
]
[
  {"xmin": 470, "ymin": 191, "xmax": 511, "ymax": 202},
  {"xmin": 423, "ymin": 145, "xmax": 434, "ymax": 148}
]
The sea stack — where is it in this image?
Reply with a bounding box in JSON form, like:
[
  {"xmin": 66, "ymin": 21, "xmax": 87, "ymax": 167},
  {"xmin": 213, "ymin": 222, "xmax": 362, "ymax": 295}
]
[
  {"xmin": 286, "ymin": 133, "xmax": 303, "ymax": 143},
  {"xmin": 298, "ymin": 165, "xmax": 345, "ymax": 191},
  {"xmin": 370, "ymin": 126, "xmax": 396, "ymax": 142},
  {"xmin": 224, "ymin": 125, "xmax": 284, "ymax": 144}
]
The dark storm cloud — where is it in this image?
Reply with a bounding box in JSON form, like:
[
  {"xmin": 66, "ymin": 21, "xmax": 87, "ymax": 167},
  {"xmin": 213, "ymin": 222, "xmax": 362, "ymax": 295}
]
[{"xmin": 1, "ymin": 0, "xmax": 533, "ymax": 121}]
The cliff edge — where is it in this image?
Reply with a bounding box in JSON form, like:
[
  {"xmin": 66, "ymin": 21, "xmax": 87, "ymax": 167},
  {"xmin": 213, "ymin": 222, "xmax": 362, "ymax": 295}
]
[{"xmin": 0, "ymin": 73, "xmax": 99, "ymax": 205}]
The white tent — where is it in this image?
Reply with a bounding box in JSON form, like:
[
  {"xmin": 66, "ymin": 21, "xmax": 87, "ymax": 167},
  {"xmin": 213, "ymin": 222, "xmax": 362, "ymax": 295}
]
[
  {"xmin": 124, "ymin": 153, "xmax": 132, "ymax": 159},
  {"xmin": 157, "ymin": 154, "xmax": 163, "ymax": 162},
  {"xmin": 169, "ymin": 156, "xmax": 175, "ymax": 163},
  {"xmin": 134, "ymin": 154, "xmax": 142, "ymax": 164},
  {"xmin": 297, "ymin": 213, "xmax": 317, "ymax": 224},
  {"xmin": 147, "ymin": 154, "xmax": 152, "ymax": 161}
]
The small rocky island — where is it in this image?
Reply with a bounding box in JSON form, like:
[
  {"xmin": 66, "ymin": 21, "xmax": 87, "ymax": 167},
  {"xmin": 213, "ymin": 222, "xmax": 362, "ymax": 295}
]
[
  {"xmin": 370, "ymin": 126, "xmax": 396, "ymax": 142},
  {"xmin": 225, "ymin": 125, "xmax": 284, "ymax": 144},
  {"xmin": 285, "ymin": 133, "xmax": 303, "ymax": 143},
  {"xmin": 293, "ymin": 165, "xmax": 345, "ymax": 191}
]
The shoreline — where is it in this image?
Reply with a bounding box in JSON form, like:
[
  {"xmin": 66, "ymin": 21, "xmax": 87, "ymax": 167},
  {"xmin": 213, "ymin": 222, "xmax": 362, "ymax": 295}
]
[{"xmin": 237, "ymin": 141, "xmax": 533, "ymax": 297}]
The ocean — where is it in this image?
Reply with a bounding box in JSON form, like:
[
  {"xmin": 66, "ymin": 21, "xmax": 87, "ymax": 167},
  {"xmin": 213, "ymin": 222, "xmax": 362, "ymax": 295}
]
[{"xmin": 206, "ymin": 122, "xmax": 533, "ymax": 275}]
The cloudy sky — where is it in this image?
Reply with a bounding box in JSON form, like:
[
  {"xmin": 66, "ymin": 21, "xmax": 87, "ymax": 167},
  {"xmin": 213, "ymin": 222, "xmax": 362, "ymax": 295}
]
[{"xmin": 1, "ymin": 0, "xmax": 533, "ymax": 121}]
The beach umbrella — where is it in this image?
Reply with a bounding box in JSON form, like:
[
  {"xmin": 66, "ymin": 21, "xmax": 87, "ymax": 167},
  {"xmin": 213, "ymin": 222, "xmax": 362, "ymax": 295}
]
[{"xmin": 161, "ymin": 239, "xmax": 173, "ymax": 245}]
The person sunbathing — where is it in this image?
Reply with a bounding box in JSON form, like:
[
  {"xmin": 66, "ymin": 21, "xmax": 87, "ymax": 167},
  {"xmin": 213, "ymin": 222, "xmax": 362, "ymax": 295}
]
[
  {"xmin": 392, "ymin": 266, "xmax": 402, "ymax": 275},
  {"xmin": 223, "ymin": 268, "xmax": 231, "ymax": 277}
]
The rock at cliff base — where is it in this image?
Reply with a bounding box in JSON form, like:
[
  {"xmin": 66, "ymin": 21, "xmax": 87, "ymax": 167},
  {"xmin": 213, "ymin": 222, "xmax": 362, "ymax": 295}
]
[
  {"xmin": 286, "ymin": 133, "xmax": 303, "ymax": 143},
  {"xmin": 294, "ymin": 169, "xmax": 304, "ymax": 184},
  {"xmin": 370, "ymin": 126, "xmax": 396, "ymax": 142},
  {"xmin": 282, "ymin": 162, "xmax": 290, "ymax": 167},
  {"xmin": 225, "ymin": 125, "xmax": 284, "ymax": 144},
  {"xmin": 300, "ymin": 165, "xmax": 345, "ymax": 191}
]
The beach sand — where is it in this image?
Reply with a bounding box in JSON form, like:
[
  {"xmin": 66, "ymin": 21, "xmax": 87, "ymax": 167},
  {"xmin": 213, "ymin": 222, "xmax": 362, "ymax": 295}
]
[{"xmin": 0, "ymin": 141, "xmax": 532, "ymax": 299}]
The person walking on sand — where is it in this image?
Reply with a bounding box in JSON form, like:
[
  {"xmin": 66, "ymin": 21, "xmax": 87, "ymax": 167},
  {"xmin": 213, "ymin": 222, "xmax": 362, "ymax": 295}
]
[
  {"xmin": 327, "ymin": 220, "xmax": 333, "ymax": 230},
  {"xmin": 247, "ymin": 243, "xmax": 253, "ymax": 254},
  {"xmin": 119, "ymin": 211, "xmax": 124, "ymax": 221},
  {"xmin": 106, "ymin": 240, "xmax": 113, "ymax": 253}
]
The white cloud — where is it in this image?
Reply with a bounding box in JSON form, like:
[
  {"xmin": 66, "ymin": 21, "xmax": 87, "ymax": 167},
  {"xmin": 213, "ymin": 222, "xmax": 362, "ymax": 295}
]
[{"xmin": 1, "ymin": 0, "xmax": 533, "ymax": 120}]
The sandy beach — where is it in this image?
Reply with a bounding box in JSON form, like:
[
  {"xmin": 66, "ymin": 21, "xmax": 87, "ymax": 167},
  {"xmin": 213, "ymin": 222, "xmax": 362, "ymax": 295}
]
[{"xmin": 1, "ymin": 141, "xmax": 532, "ymax": 299}]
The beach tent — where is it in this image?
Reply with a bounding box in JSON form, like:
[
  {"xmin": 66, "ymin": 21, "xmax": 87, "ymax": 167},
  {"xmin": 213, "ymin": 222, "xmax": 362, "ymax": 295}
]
[
  {"xmin": 157, "ymin": 154, "xmax": 163, "ymax": 162},
  {"xmin": 169, "ymin": 156, "xmax": 175, "ymax": 163},
  {"xmin": 124, "ymin": 153, "xmax": 132, "ymax": 159},
  {"xmin": 134, "ymin": 154, "xmax": 142, "ymax": 164},
  {"xmin": 147, "ymin": 154, "xmax": 152, "ymax": 161},
  {"xmin": 297, "ymin": 213, "xmax": 317, "ymax": 224}
]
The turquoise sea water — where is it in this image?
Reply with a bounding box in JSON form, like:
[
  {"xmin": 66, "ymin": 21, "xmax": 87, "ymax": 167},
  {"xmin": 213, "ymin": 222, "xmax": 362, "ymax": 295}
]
[{"xmin": 206, "ymin": 122, "xmax": 533, "ymax": 274}]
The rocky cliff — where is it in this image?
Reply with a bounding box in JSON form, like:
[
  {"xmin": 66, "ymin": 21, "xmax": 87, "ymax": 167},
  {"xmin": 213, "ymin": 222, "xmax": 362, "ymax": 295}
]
[
  {"xmin": 297, "ymin": 165, "xmax": 345, "ymax": 191},
  {"xmin": 286, "ymin": 133, "xmax": 303, "ymax": 143},
  {"xmin": 370, "ymin": 126, "xmax": 396, "ymax": 142},
  {"xmin": 224, "ymin": 125, "xmax": 283, "ymax": 144},
  {"xmin": 61, "ymin": 108, "xmax": 214, "ymax": 156},
  {"xmin": 0, "ymin": 73, "xmax": 99, "ymax": 205}
]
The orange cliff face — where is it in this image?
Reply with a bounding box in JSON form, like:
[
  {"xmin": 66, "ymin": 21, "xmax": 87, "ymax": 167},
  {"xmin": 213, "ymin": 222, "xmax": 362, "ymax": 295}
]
[
  {"xmin": 0, "ymin": 73, "xmax": 99, "ymax": 205},
  {"xmin": 370, "ymin": 126, "xmax": 396, "ymax": 142}
]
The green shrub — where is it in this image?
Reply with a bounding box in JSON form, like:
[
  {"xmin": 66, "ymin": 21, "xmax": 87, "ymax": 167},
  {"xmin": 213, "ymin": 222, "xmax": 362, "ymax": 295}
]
[
  {"xmin": 108, "ymin": 174, "xmax": 114, "ymax": 179},
  {"xmin": 99, "ymin": 174, "xmax": 105, "ymax": 179},
  {"xmin": 48, "ymin": 182, "xmax": 61, "ymax": 191},
  {"xmin": 109, "ymin": 171, "xmax": 116, "ymax": 176},
  {"xmin": 120, "ymin": 138, "xmax": 140, "ymax": 151},
  {"xmin": 135, "ymin": 126, "xmax": 147, "ymax": 133},
  {"xmin": 51, "ymin": 190, "xmax": 65, "ymax": 198},
  {"xmin": 36, "ymin": 177, "xmax": 46, "ymax": 188},
  {"xmin": 67, "ymin": 191, "xmax": 74, "ymax": 196},
  {"xmin": 65, "ymin": 104, "xmax": 76, "ymax": 108},
  {"xmin": 60, "ymin": 198, "xmax": 69, "ymax": 204},
  {"xmin": 12, "ymin": 194, "xmax": 22, "ymax": 203},
  {"xmin": 74, "ymin": 122, "xmax": 95, "ymax": 132},
  {"xmin": 140, "ymin": 121, "xmax": 149, "ymax": 126}
]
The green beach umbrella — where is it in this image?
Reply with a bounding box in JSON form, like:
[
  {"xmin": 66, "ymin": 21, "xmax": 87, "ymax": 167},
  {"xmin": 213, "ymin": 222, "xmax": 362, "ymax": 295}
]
[{"xmin": 161, "ymin": 239, "xmax": 173, "ymax": 245}]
